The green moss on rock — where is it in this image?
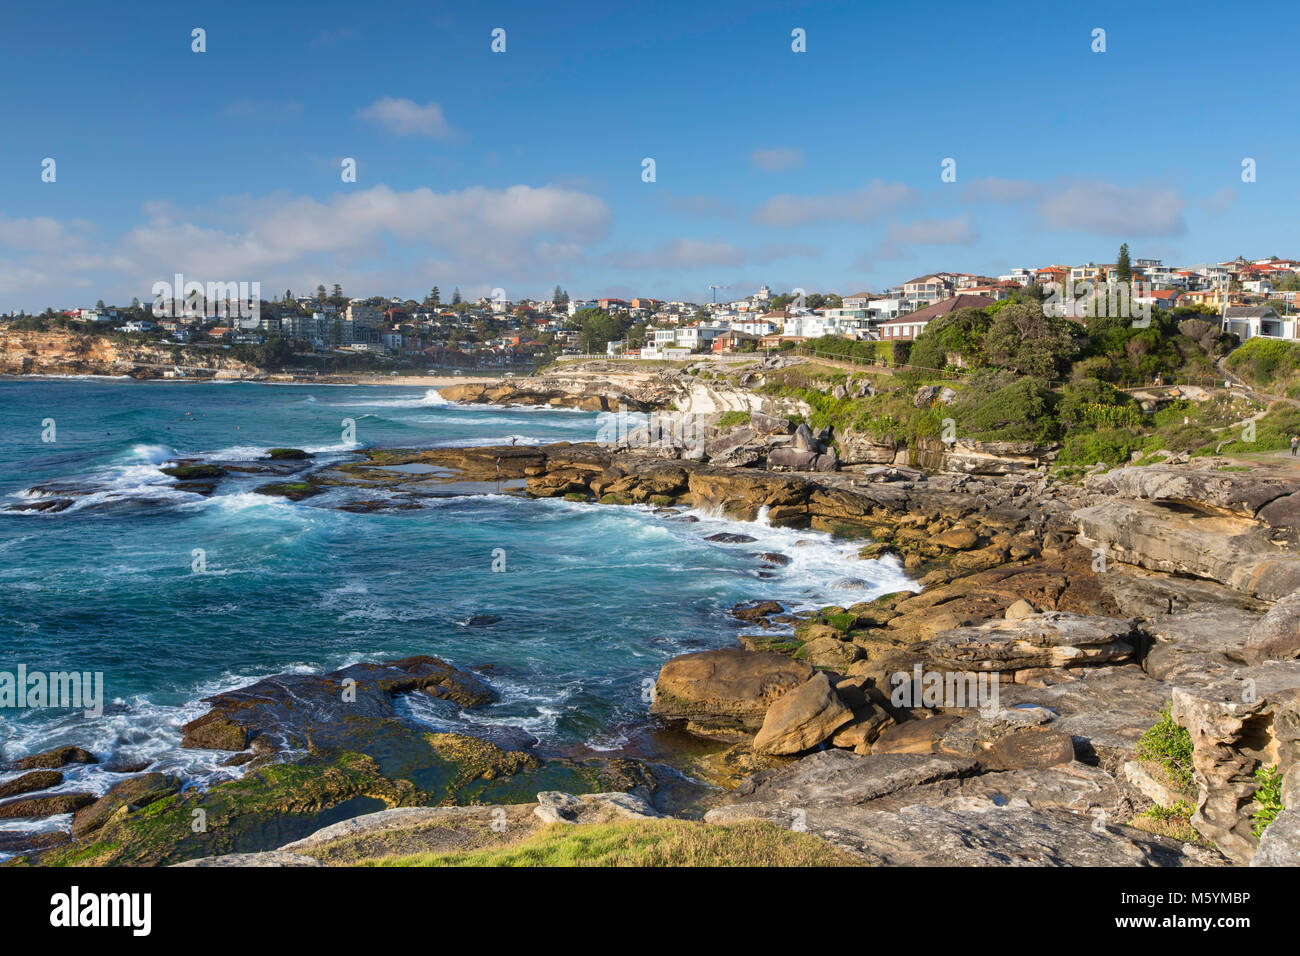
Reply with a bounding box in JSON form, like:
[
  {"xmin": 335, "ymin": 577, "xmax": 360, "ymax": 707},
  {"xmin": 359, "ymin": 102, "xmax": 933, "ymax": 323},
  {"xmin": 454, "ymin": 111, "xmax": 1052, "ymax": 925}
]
[{"xmin": 160, "ymin": 463, "xmax": 226, "ymax": 480}]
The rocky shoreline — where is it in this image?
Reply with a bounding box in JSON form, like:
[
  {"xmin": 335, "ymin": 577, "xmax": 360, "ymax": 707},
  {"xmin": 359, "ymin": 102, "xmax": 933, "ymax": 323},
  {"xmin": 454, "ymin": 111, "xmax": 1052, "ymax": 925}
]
[{"xmin": 3, "ymin": 376, "xmax": 1299, "ymax": 866}]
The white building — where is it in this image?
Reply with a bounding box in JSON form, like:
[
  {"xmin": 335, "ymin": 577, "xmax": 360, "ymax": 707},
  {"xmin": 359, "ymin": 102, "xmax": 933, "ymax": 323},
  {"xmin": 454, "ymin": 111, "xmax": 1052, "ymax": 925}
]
[
  {"xmin": 731, "ymin": 318, "xmax": 778, "ymax": 336},
  {"xmin": 1223, "ymin": 305, "xmax": 1298, "ymax": 341}
]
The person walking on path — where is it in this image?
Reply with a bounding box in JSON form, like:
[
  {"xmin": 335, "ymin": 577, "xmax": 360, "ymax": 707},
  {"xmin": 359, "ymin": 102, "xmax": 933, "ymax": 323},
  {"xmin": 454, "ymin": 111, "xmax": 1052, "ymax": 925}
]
[{"xmin": 1291, "ymin": 435, "xmax": 1298, "ymax": 457}]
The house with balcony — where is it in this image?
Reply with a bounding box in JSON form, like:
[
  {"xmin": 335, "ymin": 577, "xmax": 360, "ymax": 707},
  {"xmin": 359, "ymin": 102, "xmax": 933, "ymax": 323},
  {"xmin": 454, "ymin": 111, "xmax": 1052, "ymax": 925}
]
[
  {"xmin": 901, "ymin": 274, "xmax": 955, "ymax": 311},
  {"xmin": 1034, "ymin": 265, "xmax": 1069, "ymax": 288},
  {"xmin": 999, "ymin": 268, "xmax": 1035, "ymax": 286}
]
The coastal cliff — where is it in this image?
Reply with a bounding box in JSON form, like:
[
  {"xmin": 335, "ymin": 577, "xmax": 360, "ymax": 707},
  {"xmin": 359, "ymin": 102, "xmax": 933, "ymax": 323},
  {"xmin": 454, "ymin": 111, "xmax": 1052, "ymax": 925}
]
[{"xmin": 0, "ymin": 328, "xmax": 261, "ymax": 379}]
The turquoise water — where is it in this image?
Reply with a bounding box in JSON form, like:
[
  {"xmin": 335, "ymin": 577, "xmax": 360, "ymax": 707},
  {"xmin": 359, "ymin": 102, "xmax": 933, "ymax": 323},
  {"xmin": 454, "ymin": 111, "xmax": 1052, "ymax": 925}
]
[{"xmin": 0, "ymin": 377, "xmax": 912, "ymax": 840}]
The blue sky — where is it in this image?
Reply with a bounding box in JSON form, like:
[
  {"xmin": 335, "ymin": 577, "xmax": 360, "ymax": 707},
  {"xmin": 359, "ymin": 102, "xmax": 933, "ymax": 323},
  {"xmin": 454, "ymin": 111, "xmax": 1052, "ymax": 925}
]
[{"xmin": 1, "ymin": 0, "xmax": 1294, "ymax": 311}]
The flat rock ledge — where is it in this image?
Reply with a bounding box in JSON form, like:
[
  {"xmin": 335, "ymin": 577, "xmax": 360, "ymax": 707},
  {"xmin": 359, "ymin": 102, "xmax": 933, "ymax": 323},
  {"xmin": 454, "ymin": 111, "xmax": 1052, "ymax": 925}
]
[{"xmin": 705, "ymin": 801, "xmax": 1221, "ymax": 867}]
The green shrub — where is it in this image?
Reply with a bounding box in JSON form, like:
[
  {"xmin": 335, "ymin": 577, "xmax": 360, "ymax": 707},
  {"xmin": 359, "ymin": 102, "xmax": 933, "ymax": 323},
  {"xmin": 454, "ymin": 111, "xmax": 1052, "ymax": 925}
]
[
  {"xmin": 1057, "ymin": 427, "xmax": 1143, "ymax": 466},
  {"xmin": 1136, "ymin": 704, "xmax": 1195, "ymax": 794},
  {"xmin": 1226, "ymin": 337, "xmax": 1300, "ymax": 388},
  {"xmin": 951, "ymin": 374, "xmax": 1059, "ymax": 444},
  {"xmin": 1253, "ymin": 765, "xmax": 1283, "ymax": 839},
  {"xmin": 1058, "ymin": 378, "xmax": 1141, "ymax": 430}
]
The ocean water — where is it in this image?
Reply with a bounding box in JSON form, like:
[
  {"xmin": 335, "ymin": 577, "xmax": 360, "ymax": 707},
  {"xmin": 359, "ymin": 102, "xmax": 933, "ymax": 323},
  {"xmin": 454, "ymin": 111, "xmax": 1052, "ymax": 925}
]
[{"xmin": 0, "ymin": 378, "xmax": 913, "ymax": 843}]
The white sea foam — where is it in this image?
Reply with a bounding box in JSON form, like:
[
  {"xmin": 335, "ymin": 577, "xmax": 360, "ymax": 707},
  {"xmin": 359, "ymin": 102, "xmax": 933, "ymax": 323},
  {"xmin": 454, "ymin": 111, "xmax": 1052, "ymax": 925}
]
[
  {"xmin": 126, "ymin": 443, "xmax": 177, "ymax": 464},
  {"xmin": 329, "ymin": 388, "xmax": 451, "ymax": 409}
]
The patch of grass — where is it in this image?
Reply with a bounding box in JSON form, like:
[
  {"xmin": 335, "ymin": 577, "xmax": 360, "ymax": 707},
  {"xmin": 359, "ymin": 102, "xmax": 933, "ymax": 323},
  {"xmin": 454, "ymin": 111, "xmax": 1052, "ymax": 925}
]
[
  {"xmin": 715, "ymin": 410, "xmax": 751, "ymax": 429},
  {"xmin": 360, "ymin": 819, "xmax": 864, "ymax": 867},
  {"xmin": 1129, "ymin": 799, "xmax": 1200, "ymax": 844},
  {"xmin": 1136, "ymin": 704, "xmax": 1195, "ymax": 794},
  {"xmin": 1212, "ymin": 402, "xmax": 1300, "ymax": 454},
  {"xmin": 1253, "ymin": 765, "xmax": 1283, "ymax": 839}
]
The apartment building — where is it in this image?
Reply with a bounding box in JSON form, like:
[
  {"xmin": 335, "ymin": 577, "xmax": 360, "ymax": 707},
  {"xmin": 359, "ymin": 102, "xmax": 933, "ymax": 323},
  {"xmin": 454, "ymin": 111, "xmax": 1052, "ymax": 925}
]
[{"xmin": 901, "ymin": 274, "xmax": 954, "ymax": 310}]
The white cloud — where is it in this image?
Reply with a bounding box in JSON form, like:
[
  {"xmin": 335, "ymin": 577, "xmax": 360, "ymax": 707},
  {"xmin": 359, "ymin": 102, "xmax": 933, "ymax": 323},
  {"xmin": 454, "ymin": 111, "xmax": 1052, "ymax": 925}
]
[
  {"xmin": 751, "ymin": 147, "xmax": 805, "ymax": 172},
  {"xmin": 886, "ymin": 215, "xmax": 976, "ymax": 246},
  {"xmin": 659, "ymin": 192, "xmax": 738, "ymax": 218},
  {"xmin": 872, "ymin": 215, "xmax": 976, "ymax": 260},
  {"xmin": 753, "ymin": 242, "xmax": 821, "ymax": 263},
  {"xmin": 0, "ymin": 184, "xmax": 610, "ymax": 310},
  {"xmin": 754, "ymin": 180, "xmax": 918, "ymax": 227},
  {"xmin": 963, "ymin": 177, "xmax": 1042, "ymax": 203},
  {"xmin": 1036, "ymin": 180, "xmax": 1186, "ymax": 237},
  {"xmin": 608, "ymin": 239, "xmax": 746, "ymax": 271},
  {"xmin": 356, "ymin": 97, "xmax": 454, "ymax": 139}
]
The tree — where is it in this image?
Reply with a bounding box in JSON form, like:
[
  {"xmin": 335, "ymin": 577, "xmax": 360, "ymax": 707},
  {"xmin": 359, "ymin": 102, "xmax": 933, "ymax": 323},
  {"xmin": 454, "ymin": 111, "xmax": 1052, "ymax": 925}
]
[
  {"xmin": 983, "ymin": 303, "xmax": 1079, "ymax": 379},
  {"xmin": 1116, "ymin": 243, "xmax": 1132, "ymax": 283},
  {"xmin": 428, "ymin": 286, "xmax": 441, "ymax": 307},
  {"xmin": 553, "ymin": 285, "xmax": 564, "ymax": 305},
  {"xmin": 1178, "ymin": 317, "xmax": 1222, "ymax": 355},
  {"xmin": 576, "ymin": 308, "xmax": 622, "ymax": 352},
  {"xmin": 316, "ymin": 284, "xmax": 327, "ymax": 302},
  {"xmin": 909, "ymin": 307, "xmax": 992, "ymax": 371},
  {"xmin": 284, "ymin": 290, "xmax": 293, "ymax": 305},
  {"xmin": 331, "ymin": 283, "xmax": 343, "ymax": 302},
  {"xmin": 452, "ymin": 288, "xmax": 462, "ymax": 305}
]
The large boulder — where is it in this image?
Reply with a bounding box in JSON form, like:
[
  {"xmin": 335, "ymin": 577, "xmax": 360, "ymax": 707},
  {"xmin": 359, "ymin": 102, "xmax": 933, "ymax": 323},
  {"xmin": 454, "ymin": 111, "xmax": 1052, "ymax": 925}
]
[
  {"xmin": 912, "ymin": 611, "xmax": 1139, "ymax": 675},
  {"xmin": 1075, "ymin": 499, "xmax": 1300, "ymax": 601},
  {"xmin": 1172, "ymin": 678, "xmax": 1300, "ymax": 864},
  {"xmin": 686, "ymin": 467, "xmax": 809, "ymax": 521},
  {"xmin": 752, "ymin": 672, "xmax": 855, "ymax": 755},
  {"xmin": 1252, "ymin": 808, "xmax": 1300, "ymax": 866},
  {"xmin": 651, "ymin": 649, "xmax": 814, "ymax": 734},
  {"xmin": 0, "ymin": 792, "xmax": 96, "ymax": 819},
  {"xmin": 72, "ymin": 772, "xmax": 182, "ymax": 838},
  {"xmin": 766, "ymin": 447, "xmax": 819, "ymax": 470},
  {"xmin": 728, "ymin": 749, "xmax": 977, "ymax": 807},
  {"xmin": 792, "ymin": 423, "xmax": 820, "ymax": 453},
  {"xmin": 836, "ymin": 429, "xmax": 900, "ymax": 466},
  {"xmin": 181, "ymin": 655, "xmax": 494, "ymax": 756},
  {"xmin": 1243, "ymin": 591, "xmax": 1300, "ymax": 663},
  {"xmin": 0, "ymin": 770, "xmax": 62, "ymax": 800},
  {"xmin": 5, "ymin": 745, "xmax": 97, "ymax": 771},
  {"xmin": 1085, "ymin": 466, "xmax": 1300, "ymax": 520},
  {"xmin": 750, "ymin": 412, "xmax": 794, "ymax": 436}
]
